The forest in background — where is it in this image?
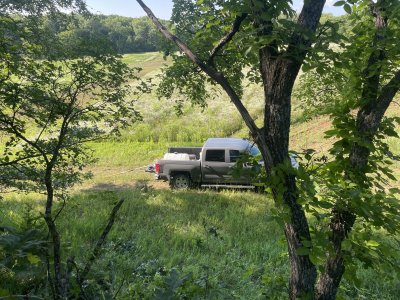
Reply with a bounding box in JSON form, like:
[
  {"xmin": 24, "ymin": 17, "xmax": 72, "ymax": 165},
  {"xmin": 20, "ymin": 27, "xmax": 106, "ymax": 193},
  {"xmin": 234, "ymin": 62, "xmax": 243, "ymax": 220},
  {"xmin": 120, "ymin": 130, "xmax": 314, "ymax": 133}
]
[
  {"xmin": 27, "ymin": 12, "xmax": 353, "ymax": 57},
  {"xmin": 34, "ymin": 14, "xmax": 169, "ymax": 57}
]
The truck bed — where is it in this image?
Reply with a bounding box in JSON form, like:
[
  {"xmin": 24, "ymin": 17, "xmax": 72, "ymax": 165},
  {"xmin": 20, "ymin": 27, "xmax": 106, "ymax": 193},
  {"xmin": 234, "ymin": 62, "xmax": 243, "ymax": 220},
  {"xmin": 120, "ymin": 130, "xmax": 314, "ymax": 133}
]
[
  {"xmin": 157, "ymin": 159, "xmax": 201, "ymax": 182},
  {"xmin": 168, "ymin": 147, "xmax": 202, "ymax": 160}
]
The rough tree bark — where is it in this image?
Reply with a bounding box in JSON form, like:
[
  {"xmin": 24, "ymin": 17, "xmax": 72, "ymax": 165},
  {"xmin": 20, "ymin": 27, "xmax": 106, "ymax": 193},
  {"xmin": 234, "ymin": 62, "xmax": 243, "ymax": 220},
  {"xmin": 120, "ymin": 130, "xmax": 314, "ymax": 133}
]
[
  {"xmin": 258, "ymin": 2, "xmax": 326, "ymax": 297},
  {"xmin": 136, "ymin": 0, "xmax": 325, "ymax": 298},
  {"xmin": 315, "ymin": 1, "xmax": 400, "ymax": 298}
]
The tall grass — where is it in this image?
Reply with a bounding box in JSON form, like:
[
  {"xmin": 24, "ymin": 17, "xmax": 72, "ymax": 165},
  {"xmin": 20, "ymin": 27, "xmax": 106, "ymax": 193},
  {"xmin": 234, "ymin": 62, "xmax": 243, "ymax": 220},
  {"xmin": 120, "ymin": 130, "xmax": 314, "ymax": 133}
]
[{"xmin": 1, "ymin": 188, "xmax": 398, "ymax": 299}]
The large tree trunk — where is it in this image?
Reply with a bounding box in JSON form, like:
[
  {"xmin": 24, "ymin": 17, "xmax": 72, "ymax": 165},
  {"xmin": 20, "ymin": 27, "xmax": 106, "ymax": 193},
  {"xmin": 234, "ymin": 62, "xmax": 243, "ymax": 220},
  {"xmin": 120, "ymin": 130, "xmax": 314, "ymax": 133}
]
[
  {"xmin": 257, "ymin": 0, "xmax": 327, "ymax": 290},
  {"xmin": 258, "ymin": 49, "xmax": 318, "ymax": 298}
]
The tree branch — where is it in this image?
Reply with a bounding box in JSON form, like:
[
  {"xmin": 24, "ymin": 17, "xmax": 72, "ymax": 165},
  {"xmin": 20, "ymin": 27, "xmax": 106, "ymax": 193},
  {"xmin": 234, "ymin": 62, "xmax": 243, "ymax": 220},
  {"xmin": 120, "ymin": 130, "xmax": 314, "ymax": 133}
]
[
  {"xmin": 79, "ymin": 198, "xmax": 125, "ymax": 282},
  {"xmin": 286, "ymin": 0, "xmax": 326, "ymax": 60},
  {"xmin": 349, "ymin": 4, "xmax": 390, "ymax": 171},
  {"xmin": 0, "ymin": 154, "xmax": 42, "ymax": 167},
  {"xmin": 377, "ymin": 69, "xmax": 400, "ymax": 109},
  {"xmin": 208, "ymin": 13, "xmax": 248, "ymax": 65},
  {"xmin": 136, "ymin": 0, "xmax": 260, "ymax": 140},
  {"xmin": 0, "ymin": 117, "xmax": 50, "ymax": 164}
]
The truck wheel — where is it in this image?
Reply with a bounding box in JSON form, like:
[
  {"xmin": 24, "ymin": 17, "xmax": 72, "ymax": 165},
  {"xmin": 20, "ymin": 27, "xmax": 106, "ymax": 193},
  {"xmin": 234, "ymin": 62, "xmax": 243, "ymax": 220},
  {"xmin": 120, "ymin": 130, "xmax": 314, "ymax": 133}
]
[{"xmin": 171, "ymin": 174, "xmax": 191, "ymax": 189}]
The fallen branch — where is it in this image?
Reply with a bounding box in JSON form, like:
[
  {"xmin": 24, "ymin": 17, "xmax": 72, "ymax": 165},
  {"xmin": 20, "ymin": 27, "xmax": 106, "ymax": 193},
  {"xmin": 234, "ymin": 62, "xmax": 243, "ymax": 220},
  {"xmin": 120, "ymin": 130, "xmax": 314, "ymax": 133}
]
[{"xmin": 79, "ymin": 198, "xmax": 125, "ymax": 282}]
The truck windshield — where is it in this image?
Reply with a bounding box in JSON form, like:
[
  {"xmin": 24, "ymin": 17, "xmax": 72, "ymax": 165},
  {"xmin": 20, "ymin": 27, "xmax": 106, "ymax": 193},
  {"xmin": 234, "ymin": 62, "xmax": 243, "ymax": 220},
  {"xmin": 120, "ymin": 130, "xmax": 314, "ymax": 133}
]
[{"xmin": 248, "ymin": 144, "xmax": 260, "ymax": 156}]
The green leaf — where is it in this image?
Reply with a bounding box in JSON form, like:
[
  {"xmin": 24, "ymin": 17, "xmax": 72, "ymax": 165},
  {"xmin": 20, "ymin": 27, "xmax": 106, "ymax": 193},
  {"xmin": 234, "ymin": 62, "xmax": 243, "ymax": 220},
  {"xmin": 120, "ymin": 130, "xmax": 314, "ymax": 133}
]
[
  {"xmin": 366, "ymin": 240, "xmax": 380, "ymax": 248},
  {"xmin": 334, "ymin": 1, "xmax": 346, "ymax": 6},
  {"xmin": 309, "ymin": 252, "xmax": 318, "ymax": 265},
  {"xmin": 344, "ymin": 4, "xmax": 352, "ymax": 14},
  {"xmin": 27, "ymin": 253, "xmax": 41, "ymax": 265},
  {"xmin": 317, "ymin": 201, "xmax": 334, "ymax": 209},
  {"xmin": 296, "ymin": 247, "xmax": 310, "ymax": 256},
  {"xmin": 389, "ymin": 188, "xmax": 400, "ymax": 194},
  {"xmin": 324, "ymin": 129, "xmax": 338, "ymax": 138}
]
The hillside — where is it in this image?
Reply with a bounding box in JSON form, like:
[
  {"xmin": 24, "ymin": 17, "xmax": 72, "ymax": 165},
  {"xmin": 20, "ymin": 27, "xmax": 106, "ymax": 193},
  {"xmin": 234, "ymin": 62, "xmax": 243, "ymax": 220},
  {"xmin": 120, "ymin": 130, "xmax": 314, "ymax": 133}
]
[{"xmin": 82, "ymin": 52, "xmax": 400, "ymax": 190}]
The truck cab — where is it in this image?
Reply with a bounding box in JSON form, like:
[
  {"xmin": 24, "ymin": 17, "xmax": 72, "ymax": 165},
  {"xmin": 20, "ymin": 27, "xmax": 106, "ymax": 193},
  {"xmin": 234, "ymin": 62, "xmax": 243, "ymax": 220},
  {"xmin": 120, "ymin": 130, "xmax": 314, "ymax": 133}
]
[{"xmin": 200, "ymin": 138, "xmax": 260, "ymax": 185}]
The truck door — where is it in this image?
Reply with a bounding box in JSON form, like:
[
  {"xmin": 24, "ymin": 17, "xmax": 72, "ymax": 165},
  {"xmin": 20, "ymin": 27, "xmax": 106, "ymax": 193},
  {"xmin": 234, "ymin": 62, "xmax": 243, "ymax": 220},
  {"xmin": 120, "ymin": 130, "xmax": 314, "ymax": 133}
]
[
  {"xmin": 227, "ymin": 149, "xmax": 259, "ymax": 184},
  {"xmin": 225, "ymin": 150, "xmax": 239, "ymax": 183},
  {"xmin": 202, "ymin": 149, "xmax": 230, "ymax": 183}
]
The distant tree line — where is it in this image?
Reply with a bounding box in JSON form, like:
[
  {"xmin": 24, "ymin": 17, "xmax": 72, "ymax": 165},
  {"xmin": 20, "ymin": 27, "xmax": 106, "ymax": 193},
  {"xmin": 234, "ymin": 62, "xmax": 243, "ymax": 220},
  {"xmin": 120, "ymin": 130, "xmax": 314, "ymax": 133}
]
[
  {"xmin": 38, "ymin": 14, "xmax": 169, "ymax": 57},
  {"xmin": 22, "ymin": 12, "xmax": 350, "ymax": 59}
]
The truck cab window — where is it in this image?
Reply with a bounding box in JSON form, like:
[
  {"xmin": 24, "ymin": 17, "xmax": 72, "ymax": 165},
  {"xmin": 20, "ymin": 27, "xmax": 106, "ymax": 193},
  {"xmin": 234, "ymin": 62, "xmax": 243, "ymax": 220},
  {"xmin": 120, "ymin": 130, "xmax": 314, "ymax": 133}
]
[
  {"xmin": 229, "ymin": 150, "xmax": 241, "ymax": 162},
  {"xmin": 205, "ymin": 150, "xmax": 225, "ymax": 162}
]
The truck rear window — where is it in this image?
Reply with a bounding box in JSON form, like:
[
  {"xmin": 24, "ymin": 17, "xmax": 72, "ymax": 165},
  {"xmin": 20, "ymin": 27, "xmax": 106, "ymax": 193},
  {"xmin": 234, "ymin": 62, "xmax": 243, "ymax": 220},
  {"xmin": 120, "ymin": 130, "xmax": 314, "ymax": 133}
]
[{"xmin": 205, "ymin": 150, "xmax": 225, "ymax": 162}]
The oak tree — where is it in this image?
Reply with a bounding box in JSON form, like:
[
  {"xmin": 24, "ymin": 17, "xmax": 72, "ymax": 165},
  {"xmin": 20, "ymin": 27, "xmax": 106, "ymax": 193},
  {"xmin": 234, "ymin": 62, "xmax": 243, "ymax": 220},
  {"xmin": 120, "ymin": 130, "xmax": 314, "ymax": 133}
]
[{"xmin": 137, "ymin": 0, "xmax": 400, "ymax": 298}]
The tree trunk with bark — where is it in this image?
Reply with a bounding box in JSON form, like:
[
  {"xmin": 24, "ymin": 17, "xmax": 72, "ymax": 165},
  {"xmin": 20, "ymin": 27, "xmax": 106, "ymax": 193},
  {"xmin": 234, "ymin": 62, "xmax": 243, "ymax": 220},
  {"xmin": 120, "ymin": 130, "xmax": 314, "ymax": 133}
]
[
  {"xmin": 256, "ymin": 1, "xmax": 325, "ymax": 296},
  {"xmin": 44, "ymin": 165, "xmax": 66, "ymax": 299},
  {"xmin": 315, "ymin": 2, "xmax": 400, "ymax": 298},
  {"xmin": 258, "ymin": 53, "xmax": 318, "ymax": 298}
]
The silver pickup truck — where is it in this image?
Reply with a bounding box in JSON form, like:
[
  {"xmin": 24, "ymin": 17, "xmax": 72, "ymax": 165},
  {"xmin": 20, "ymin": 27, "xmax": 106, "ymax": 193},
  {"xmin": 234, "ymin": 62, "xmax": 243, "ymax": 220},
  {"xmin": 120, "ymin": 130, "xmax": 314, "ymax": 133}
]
[{"xmin": 154, "ymin": 138, "xmax": 262, "ymax": 189}]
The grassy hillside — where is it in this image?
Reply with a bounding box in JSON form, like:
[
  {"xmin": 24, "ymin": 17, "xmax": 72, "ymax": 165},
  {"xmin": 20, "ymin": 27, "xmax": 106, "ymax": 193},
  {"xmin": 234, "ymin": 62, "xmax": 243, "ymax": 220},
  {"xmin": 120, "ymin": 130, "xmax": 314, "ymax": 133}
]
[{"xmin": 84, "ymin": 52, "xmax": 400, "ymax": 190}]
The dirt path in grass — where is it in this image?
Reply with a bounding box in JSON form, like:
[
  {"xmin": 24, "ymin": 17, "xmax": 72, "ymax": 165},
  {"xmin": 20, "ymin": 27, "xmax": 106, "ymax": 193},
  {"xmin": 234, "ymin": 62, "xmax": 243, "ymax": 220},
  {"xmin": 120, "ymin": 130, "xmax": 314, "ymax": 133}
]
[{"xmin": 73, "ymin": 166, "xmax": 169, "ymax": 192}]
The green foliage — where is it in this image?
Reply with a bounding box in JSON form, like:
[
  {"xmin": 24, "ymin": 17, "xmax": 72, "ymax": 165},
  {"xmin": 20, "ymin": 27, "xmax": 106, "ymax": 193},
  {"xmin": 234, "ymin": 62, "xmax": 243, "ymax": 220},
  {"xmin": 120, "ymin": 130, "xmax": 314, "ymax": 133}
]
[
  {"xmin": 43, "ymin": 15, "xmax": 170, "ymax": 57},
  {"xmin": 297, "ymin": 1, "xmax": 400, "ymax": 118},
  {"xmin": 292, "ymin": 0, "xmax": 400, "ymax": 288},
  {"xmin": 164, "ymin": 0, "xmax": 347, "ymax": 112},
  {"xmin": 0, "ymin": 205, "xmax": 47, "ymax": 297},
  {"xmin": 0, "ymin": 0, "xmax": 87, "ymax": 15},
  {"xmin": 0, "ymin": 1, "xmax": 150, "ymax": 298},
  {"xmin": 0, "ymin": 55, "xmax": 144, "ymax": 193}
]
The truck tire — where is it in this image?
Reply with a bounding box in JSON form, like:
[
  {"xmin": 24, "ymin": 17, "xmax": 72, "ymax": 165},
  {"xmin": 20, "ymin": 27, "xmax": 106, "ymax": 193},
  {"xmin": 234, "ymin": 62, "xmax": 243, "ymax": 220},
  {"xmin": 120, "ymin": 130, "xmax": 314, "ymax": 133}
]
[{"xmin": 171, "ymin": 174, "xmax": 191, "ymax": 189}]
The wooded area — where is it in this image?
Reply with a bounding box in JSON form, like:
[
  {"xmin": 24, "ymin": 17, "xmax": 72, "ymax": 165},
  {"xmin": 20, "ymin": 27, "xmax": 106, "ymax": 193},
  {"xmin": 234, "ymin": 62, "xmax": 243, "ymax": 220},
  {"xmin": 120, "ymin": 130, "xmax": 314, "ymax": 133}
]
[{"xmin": 20, "ymin": 13, "xmax": 168, "ymax": 57}]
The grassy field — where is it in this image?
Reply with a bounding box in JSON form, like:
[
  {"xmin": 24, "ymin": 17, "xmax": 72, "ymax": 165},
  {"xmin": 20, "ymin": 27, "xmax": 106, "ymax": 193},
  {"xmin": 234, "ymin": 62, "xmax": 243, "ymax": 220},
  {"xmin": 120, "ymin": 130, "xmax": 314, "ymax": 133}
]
[
  {"xmin": 1, "ymin": 52, "xmax": 399, "ymax": 298},
  {"xmin": 2, "ymin": 188, "xmax": 398, "ymax": 299}
]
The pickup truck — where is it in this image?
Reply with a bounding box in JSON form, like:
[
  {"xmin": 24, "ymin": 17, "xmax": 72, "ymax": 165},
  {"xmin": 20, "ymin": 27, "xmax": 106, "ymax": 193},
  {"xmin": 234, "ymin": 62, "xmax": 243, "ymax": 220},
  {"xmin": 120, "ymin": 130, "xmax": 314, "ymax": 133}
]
[{"xmin": 154, "ymin": 138, "xmax": 262, "ymax": 189}]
